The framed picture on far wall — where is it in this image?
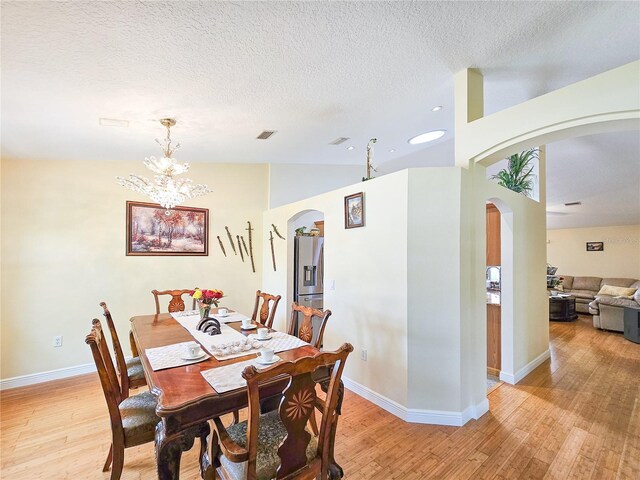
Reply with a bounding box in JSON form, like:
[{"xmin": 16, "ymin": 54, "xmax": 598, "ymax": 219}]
[
  {"xmin": 344, "ymin": 192, "xmax": 365, "ymax": 229},
  {"xmin": 126, "ymin": 201, "xmax": 209, "ymax": 256},
  {"xmin": 586, "ymin": 241, "xmax": 604, "ymax": 252}
]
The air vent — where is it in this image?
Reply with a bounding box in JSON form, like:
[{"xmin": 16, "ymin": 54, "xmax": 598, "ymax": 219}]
[
  {"xmin": 256, "ymin": 130, "xmax": 277, "ymax": 140},
  {"xmin": 99, "ymin": 118, "xmax": 129, "ymax": 127},
  {"xmin": 564, "ymin": 201, "xmax": 582, "ymax": 206},
  {"xmin": 329, "ymin": 137, "xmax": 350, "ymax": 145}
]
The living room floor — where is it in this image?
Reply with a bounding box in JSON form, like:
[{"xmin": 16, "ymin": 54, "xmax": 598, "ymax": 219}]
[{"xmin": 1, "ymin": 315, "xmax": 638, "ymax": 479}]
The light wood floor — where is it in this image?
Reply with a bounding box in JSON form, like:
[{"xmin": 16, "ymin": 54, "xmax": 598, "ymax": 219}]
[{"xmin": 2, "ymin": 315, "xmax": 639, "ymax": 479}]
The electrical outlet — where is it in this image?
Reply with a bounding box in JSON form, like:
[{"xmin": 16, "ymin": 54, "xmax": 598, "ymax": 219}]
[
  {"xmin": 361, "ymin": 349, "xmax": 367, "ymax": 361},
  {"xmin": 53, "ymin": 335, "xmax": 63, "ymax": 348}
]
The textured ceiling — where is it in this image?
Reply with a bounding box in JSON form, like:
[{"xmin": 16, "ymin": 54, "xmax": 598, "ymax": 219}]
[{"xmin": 1, "ymin": 1, "xmax": 639, "ymax": 228}]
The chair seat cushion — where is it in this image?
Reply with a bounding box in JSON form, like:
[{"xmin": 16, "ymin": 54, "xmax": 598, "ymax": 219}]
[
  {"xmin": 120, "ymin": 391, "xmax": 160, "ymax": 447},
  {"xmin": 126, "ymin": 357, "xmax": 146, "ymax": 382},
  {"xmin": 219, "ymin": 410, "xmax": 318, "ymax": 480}
]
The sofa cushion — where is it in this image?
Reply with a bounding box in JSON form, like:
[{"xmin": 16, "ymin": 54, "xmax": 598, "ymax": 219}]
[
  {"xmin": 600, "ymin": 278, "xmax": 637, "ymax": 289},
  {"xmin": 597, "ymin": 285, "xmax": 638, "ymax": 298},
  {"xmin": 560, "ymin": 275, "xmax": 574, "ymax": 290},
  {"xmin": 572, "ymin": 277, "xmax": 602, "ymax": 292},
  {"xmin": 595, "ymin": 295, "xmax": 640, "ymax": 309},
  {"xmin": 568, "ymin": 290, "xmax": 597, "ymax": 300}
]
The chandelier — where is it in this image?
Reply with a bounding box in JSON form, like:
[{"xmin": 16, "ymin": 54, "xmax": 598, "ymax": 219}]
[{"xmin": 116, "ymin": 118, "xmax": 210, "ymax": 213}]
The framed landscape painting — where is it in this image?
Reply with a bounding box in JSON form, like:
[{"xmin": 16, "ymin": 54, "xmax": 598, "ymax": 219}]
[
  {"xmin": 344, "ymin": 192, "xmax": 365, "ymax": 229},
  {"xmin": 126, "ymin": 201, "xmax": 208, "ymax": 256}
]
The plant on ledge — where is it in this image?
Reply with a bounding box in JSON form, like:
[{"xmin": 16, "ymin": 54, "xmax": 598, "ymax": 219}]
[{"xmin": 491, "ymin": 148, "xmax": 537, "ymax": 197}]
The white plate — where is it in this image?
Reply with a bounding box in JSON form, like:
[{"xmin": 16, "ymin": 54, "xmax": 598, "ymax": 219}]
[
  {"xmin": 215, "ymin": 312, "xmax": 230, "ymax": 317},
  {"xmin": 180, "ymin": 351, "xmax": 207, "ymax": 361},
  {"xmin": 255, "ymin": 335, "xmax": 272, "ymax": 341},
  {"xmin": 256, "ymin": 355, "xmax": 280, "ymax": 366},
  {"xmin": 241, "ymin": 324, "xmax": 257, "ymax": 330}
]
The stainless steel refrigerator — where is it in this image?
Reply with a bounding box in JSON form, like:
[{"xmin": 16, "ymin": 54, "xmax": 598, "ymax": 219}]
[{"xmin": 293, "ymin": 236, "xmax": 324, "ymax": 343}]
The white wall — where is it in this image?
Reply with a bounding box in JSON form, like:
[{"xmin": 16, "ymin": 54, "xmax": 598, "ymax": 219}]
[
  {"xmin": 406, "ymin": 168, "xmax": 463, "ymax": 411},
  {"xmin": 263, "ymin": 171, "xmax": 410, "ymax": 406},
  {"xmin": 268, "ymin": 163, "xmax": 363, "ymax": 208},
  {"xmin": 1, "ymin": 157, "xmax": 268, "ymax": 380},
  {"xmin": 547, "ymin": 225, "xmax": 640, "ymax": 278}
]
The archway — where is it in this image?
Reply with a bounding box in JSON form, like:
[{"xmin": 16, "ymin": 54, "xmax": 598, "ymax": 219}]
[
  {"xmin": 286, "ymin": 209, "xmax": 325, "ymax": 338},
  {"xmin": 485, "ymin": 197, "xmax": 515, "ymax": 386}
]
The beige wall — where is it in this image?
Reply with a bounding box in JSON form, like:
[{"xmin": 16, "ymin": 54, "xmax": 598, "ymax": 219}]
[
  {"xmin": 547, "ymin": 225, "xmax": 640, "ymax": 279},
  {"xmin": 1, "ymin": 157, "xmax": 268, "ymax": 379}
]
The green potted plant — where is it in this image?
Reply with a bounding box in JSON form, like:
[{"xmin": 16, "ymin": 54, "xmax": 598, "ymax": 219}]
[{"xmin": 491, "ymin": 148, "xmax": 537, "ymax": 197}]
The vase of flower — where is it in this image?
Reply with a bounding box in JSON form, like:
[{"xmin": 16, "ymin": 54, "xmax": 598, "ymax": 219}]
[{"xmin": 190, "ymin": 288, "xmax": 224, "ymax": 320}]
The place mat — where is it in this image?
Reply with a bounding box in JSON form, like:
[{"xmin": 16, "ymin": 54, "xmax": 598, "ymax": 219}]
[
  {"xmin": 145, "ymin": 341, "xmax": 211, "ymax": 371},
  {"xmin": 201, "ymin": 358, "xmax": 276, "ymax": 393},
  {"xmin": 246, "ymin": 331, "xmax": 309, "ymax": 353}
]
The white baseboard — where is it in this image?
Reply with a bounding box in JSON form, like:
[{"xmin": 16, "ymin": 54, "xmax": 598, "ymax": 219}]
[
  {"xmin": 500, "ymin": 349, "xmax": 550, "ymax": 385},
  {"xmin": 0, "ymin": 362, "xmax": 96, "ymax": 391},
  {"xmin": 342, "ymin": 376, "xmax": 489, "ymax": 427}
]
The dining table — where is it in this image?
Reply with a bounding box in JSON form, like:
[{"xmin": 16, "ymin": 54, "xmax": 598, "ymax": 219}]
[{"xmin": 130, "ymin": 307, "xmax": 345, "ymax": 480}]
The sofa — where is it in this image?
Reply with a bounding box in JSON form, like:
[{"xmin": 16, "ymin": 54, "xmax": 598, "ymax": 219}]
[{"xmin": 558, "ymin": 275, "xmax": 640, "ymax": 332}]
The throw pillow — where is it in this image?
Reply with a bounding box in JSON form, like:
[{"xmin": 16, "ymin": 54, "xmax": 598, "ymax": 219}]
[{"xmin": 597, "ymin": 284, "xmax": 638, "ymax": 299}]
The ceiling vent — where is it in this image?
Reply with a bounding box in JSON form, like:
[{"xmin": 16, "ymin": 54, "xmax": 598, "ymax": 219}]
[
  {"xmin": 329, "ymin": 137, "xmax": 350, "ymax": 145},
  {"xmin": 256, "ymin": 130, "xmax": 277, "ymax": 140},
  {"xmin": 564, "ymin": 201, "xmax": 582, "ymax": 206}
]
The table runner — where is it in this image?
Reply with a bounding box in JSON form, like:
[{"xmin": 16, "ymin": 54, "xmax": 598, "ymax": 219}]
[
  {"xmin": 170, "ymin": 310, "xmax": 250, "ymax": 325},
  {"xmin": 145, "ymin": 341, "xmax": 212, "ymax": 371},
  {"xmin": 173, "ymin": 310, "xmax": 309, "ymax": 361}
]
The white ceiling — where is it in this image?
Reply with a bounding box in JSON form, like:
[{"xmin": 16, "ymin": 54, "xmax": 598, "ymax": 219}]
[{"xmin": 1, "ymin": 1, "xmax": 639, "ymax": 228}]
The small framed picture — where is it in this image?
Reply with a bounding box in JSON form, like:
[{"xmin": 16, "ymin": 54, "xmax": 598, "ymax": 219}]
[
  {"xmin": 344, "ymin": 192, "xmax": 365, "ymax": 229},
  {"xmin": 586, "ymin": 241, "xmax": 604, "ymax": 252},
  {"xmin": 126, "ymin": 201, "xmax": 209, "ymax": 256}
]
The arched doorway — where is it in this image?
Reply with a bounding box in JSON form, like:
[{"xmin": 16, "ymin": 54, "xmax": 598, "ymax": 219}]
[{"xmin": 286, "ymin": 209, "xmax": 325, "ymax": 342}]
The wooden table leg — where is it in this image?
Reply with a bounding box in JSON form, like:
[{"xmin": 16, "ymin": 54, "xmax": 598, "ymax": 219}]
[
  {"xmin": 321, "ymin": 378, "xmax": 345, "ymax": 480},
  {"xmin": 155, "ymin": 421, "xmax": 213, "ymax": 480}
]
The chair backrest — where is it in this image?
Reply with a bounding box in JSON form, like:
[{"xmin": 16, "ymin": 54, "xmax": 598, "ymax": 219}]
[
  {"xmin": 242, "ymin": 344, "xmax": 353, "ymax": 480},
  {"xmin": 100, "ymin": 302, "xmax": 130, "ymax": 397},
  {"xmin": 288, "ymin": 302, "xmax": 332, "ymax": 349},
  {"xmin": 85, "ymin": 319, "xmax": 124, "ymax": 439},
  {"xmin": 152, "ymin": 289, "xmax": 195, "ymax": 314},
  {"xmin": 251, "ymin": 290, "xmax": 282, "ymax": 328}
]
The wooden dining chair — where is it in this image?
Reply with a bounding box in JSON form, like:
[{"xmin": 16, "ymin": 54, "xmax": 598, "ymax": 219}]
[
  {"xmin": 86, "ymin": 319, "xmax": 160, "ymax": 480},
  {"xmin": 211, "ymin": 344, "xmax": 353, "ymax": 480},
  {"xmin": 100, "ymin": 302, "xmax": 146, "ymax": 398},
  {"xmin": 289, "ymin": 302, "xmax": 332, "ymax": 349},
  {"xmin": 152, "ymin": 288, "xmax": 196, "ymax": 314},
  {"xmin": 250, "ymin": 290, "xmax": 281, "ymax": 329}
]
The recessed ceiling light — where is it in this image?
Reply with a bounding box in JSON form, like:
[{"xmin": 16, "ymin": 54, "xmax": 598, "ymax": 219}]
[
  {"xmin": 329, "ymin": 137, "xmax": 350, "ymax": 145},
  {"xmin": 99, "ymin": 118, "xmax": 129, "ymax": 127},
  {"xmin": 408, "ymin": 130, "xmax": 446, "ymax": 145},
  {"xmin": 564, "ymin": 201, "xmax": 582, "ymax": 206},
  {"xmin": 431, "ymin": 106, "xmax": 443, "ymax": 112},
  {"xmin": 347, "ymin": 146, "xmax": 355, "ymax": 151},
  {"xmin": 389, "ymin": 149, "xmax": 396, "ymax": 153}
]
